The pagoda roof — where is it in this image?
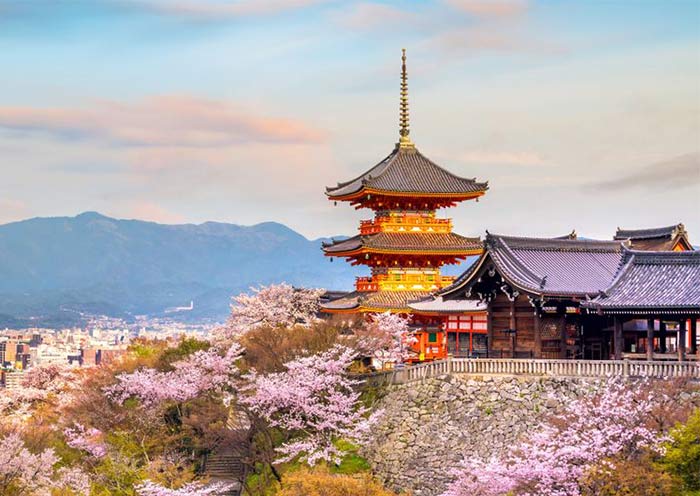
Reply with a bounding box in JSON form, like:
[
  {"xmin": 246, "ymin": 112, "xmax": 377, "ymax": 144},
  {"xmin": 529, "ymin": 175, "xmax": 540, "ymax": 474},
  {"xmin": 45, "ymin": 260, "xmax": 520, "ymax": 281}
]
[
  {"xmin": 322, "ymin": 232, "xmax": 482, "ymax": 256},
  {"xmin": 613, "ymin": 223, "xmax": 692, "ymax": 251},
  {"xmin": 440, "ymin": 233, "xmax": 625, "ymax": 299},
  {"xmin": 582, "ymin": 249, "xmax": 700, "ymax": 314},
  {"xmin": 321, "ymin": 290, "xmax": 433, "ymax": 313},
  {"xmin": 326, "ymin": 144, "xmax": 488, "ymax": 200}
]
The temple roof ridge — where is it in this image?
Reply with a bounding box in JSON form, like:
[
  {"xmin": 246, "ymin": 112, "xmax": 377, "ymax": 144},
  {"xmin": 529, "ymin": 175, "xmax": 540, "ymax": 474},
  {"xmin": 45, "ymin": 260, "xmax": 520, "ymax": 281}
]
[{"xmin": 614, "ymin": 223, "xmax": 686, "ymax": 240}]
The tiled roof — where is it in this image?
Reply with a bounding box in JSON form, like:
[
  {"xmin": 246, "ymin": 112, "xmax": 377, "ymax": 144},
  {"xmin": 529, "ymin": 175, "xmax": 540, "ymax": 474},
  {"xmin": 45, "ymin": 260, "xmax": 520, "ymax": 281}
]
[
  {"xmin": 326, "ymin": 144, "xmax": 488, "ymax": 198},
  {"xmin": 614, "ymin": 224, "xmax": 692, "ymax": 251},
  {"xmin": 440, "ymin": 234, "xmax": 625, "ymax": 298},
  {"xmin": 582, "ymin": 249, "xmax": 700, "ymax": 312},
  {"xmin": 321, "ymin": 290, "xmax": 434, "ymax": 312},
  {"xmin": 614, "ymin": 224, "xmax": 685, "ymax": 240},
  {"xmin": 322, "ymin": 232, "xmax": 482, "ymax": 254},
  {"xmin": 408, "ymin": 296, "xmax": 487, "ymax": 313}
]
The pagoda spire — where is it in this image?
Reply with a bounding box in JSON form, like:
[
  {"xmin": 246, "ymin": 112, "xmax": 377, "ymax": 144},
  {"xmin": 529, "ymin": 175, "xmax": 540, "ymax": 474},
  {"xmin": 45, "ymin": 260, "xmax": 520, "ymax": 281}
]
[{"xmin": 399, "ymin": 48, "xmax": 414, "ymax": 148}]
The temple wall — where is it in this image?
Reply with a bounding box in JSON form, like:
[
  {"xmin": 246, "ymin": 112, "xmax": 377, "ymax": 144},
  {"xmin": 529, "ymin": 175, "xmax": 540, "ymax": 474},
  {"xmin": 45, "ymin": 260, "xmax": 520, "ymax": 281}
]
[{"xmin": 362, "ymin": 375, "xmax": 698, "ymax": 496}]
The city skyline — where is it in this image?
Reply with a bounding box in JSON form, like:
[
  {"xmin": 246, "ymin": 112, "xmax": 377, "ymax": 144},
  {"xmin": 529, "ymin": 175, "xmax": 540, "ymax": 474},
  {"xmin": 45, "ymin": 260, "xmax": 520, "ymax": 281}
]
[{"xmin": 0, "ymin": 0, "xmax": 698, "ymax": 240}]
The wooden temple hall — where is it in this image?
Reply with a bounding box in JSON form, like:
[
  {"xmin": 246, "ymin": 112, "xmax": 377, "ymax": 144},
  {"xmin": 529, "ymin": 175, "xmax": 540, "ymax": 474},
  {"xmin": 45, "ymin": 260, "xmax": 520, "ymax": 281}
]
[{"xmin": 320, "ymin": 50, "xmax": 699, "ymax": 363}]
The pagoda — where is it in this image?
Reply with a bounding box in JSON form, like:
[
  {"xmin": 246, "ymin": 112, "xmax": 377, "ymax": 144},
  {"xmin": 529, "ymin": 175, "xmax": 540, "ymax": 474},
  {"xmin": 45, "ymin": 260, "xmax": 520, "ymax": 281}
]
[{"xmin": 321, "ymin": 50, "xmax": 488, "ymax": 359}]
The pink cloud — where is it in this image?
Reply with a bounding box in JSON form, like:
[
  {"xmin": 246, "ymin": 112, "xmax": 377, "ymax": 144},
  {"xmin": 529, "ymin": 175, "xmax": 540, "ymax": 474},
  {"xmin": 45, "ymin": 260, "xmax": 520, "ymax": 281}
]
[
  {"xmin": 335, "ymin": 3, "xmax": 419, "ymax": 31},
  {"xmin": 0, "ymin": 95, "xmax": 324, "ymax": 148},
  {"xmin": 121, "ymin": 202, "xmax": 186, "ymax": 224},
  {"xmin": 137, "ymin": 0, "xmax": 328, "ymax": 19},
  {"xmin": 443, "ymin": 0, "xmax": 529, "ymax": 18},
  {"xmin": 0, "ymin": 199, "xmax": 29, "ymax": 225},
  {"xmin": 458, "ymin": 150, "xmax": 547, "ymax": 166}
]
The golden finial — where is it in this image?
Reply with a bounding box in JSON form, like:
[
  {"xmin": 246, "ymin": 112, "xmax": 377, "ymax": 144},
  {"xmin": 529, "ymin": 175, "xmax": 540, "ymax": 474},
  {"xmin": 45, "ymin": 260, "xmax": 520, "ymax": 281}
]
[{"xmin": 399, "ymin": 48, "xmax": 414, "ymax": 148}]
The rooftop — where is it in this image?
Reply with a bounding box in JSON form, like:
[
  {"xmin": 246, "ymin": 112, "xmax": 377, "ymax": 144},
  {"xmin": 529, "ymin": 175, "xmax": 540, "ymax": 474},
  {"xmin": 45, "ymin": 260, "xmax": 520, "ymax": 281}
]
[
  {"xmin": 582, "ymin": 249, "xmax": 700, "ymax": 313},
  {"xmin": 326, "ymin": 145, "xmax": 488, "ymax": 200},
  {"xmin": 322, "ymin": 231, "xmax": 482, "ymax": 256},
  {"xmin": 440, "ymin": 233, "xmax": 625, "ymax": 298},
  {"xmin": 613, "ymin": 223, "xmax": 692, "ymax": 251}
]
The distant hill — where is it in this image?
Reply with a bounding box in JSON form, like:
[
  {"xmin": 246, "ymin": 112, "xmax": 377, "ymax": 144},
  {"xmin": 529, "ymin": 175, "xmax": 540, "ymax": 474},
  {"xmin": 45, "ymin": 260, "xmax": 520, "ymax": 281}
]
[{"xmin": 0, "ymin": 212, "xmax": 361, "ymax": 326}]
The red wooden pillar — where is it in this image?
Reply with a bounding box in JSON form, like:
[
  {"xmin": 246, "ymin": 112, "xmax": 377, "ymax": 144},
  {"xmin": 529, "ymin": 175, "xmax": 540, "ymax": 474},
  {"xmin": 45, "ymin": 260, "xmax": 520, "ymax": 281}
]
[{"xmin": 613, "ymin": 316, "xmax": 623, "ymax": 360}]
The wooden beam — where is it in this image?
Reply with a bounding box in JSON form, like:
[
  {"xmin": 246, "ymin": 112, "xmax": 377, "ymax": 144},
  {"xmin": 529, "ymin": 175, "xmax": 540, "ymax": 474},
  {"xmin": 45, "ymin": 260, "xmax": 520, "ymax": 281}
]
[
  {"xmin": 679, "ymin": 318, "xmax": 687, "ymax": 362},
  {"xmin": 646, "ymin": 318, "xmax": 654, "ymax": 361},
  {"xmin": 613, "ymin": 316, "xmax": 623, "ymax": 360}
]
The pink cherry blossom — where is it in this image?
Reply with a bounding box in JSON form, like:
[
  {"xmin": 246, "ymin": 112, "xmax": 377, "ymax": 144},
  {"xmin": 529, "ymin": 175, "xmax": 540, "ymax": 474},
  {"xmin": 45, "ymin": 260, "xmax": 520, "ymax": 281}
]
[
  {"xmin": 241, "ymin": 345, "xmax": 381, "ymax": 465},
  {"xmin": 64, "ymin": 422, "xmax": 108, "ymax": 458},
  {"xmin": 217, "ymin": 283, "xmax": 325, "ymax": 340},
  {"xmin": 442, "ymin": 380, "xmax": 666, "ymax": 496},
  {"xmin": 136, "ymin": 480, "xmax": 236, "ymax": 496},
  {"xmin": 104, "ymin": 343, "xmax": 242, "ymax": 407},
  {"xmin": 355, "ymin": 311, "xmax": 418, "ymax": 366}
]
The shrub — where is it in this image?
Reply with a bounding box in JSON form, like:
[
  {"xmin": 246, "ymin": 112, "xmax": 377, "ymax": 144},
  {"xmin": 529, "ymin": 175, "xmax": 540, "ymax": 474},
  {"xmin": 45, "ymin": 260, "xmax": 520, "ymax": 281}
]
[
  {"xmin": 661, "ymin": 408, "xmax": 700, "ymax": 493},
  {"xmin": 277, "ymin": 466, "xmax": 399, "ymax": 496}
]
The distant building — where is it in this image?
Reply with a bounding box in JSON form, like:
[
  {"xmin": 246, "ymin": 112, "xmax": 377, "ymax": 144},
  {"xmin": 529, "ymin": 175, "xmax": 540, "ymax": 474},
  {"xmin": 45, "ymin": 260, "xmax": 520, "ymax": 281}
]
[
  {"xmin": 614, "ymin": 224, "xmax": 693, "ymax": 251},
  {"xmin": 2, "ymin": 370, "xmax": 24, "ymax": 390}
]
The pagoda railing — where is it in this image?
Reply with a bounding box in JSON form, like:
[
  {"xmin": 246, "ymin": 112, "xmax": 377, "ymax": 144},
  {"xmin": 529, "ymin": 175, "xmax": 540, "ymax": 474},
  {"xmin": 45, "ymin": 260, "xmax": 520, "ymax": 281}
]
[
  {"xmin": 366, "ymin": 358, "xmax": 700, "ymax": 384},
  {"xmin": 355, "ymin": 274, "xmax": 457, "ymax": 292},
  {"xmin": 359, "ymin": 217, "xmax": 453, "ymax": 235}
]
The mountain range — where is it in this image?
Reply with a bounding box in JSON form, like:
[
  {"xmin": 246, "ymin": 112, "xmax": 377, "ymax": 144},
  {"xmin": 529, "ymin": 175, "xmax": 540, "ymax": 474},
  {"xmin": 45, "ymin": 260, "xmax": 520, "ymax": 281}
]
[{"xmin": 0, "ymin": 212, "xmax": 361, "ymax": 327}]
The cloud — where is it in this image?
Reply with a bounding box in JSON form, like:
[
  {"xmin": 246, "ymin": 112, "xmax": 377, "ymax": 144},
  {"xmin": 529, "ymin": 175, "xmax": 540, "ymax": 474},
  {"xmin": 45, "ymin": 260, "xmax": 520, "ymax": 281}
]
[
  {"xmin": 121, "ymin": 202, "xmax": 185, "ymax": 224},
  {"xmin": 443, "ymin": 0, "xmax": 529, "ymax": 18},
  {"xmin": 0, "ymin": 199, "xmax": 29, "ymax": 225},
  {"xmin": 588, "ymin": 153, "xmax": 700, "ymax": 191},
  {"xmin": 132, "ymin": 0, "xmax": 328, "ymax": 19},
  {"xmin": 0, "ymin": 0, "xmax": 327, "ymax": 23},
  {"xmin": 0, "ymin": 95, "xmax": 324, "ymax": 148},
  {"xmin": 334, "ymin": 2, "xmax": 420, "ymax": 31},
  {"xmin": 458, "ymin": 150, "xmax": 547, "ymax": 166}
]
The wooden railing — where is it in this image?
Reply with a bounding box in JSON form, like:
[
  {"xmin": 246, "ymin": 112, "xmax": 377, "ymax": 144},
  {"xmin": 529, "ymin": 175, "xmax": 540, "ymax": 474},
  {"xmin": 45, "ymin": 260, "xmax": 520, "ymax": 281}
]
[{"xmin": 380, "ymin": 358, "xmax": 700, "ymax": 384}]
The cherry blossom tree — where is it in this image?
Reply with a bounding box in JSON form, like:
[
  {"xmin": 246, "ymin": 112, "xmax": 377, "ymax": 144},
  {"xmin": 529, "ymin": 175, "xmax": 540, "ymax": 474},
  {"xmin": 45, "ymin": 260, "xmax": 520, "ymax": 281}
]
[
  {"xmin": 218, "ymin": 283, "xmax": 325, "ymax": 341},
  {"xmin": 354, "ymin": 312, "xmax": 417, "ymax": 367},
  {"xmin": 0, "ymin": 362, "xmax": 79, "ymax": 425},
  {"xmin": 136, "ymin": 480, "xmax": 235, "ymax": 496},
  {"xmin": 0, "ymin": 431, "xmax": 90, "ymax": 495},
  {"xmin": 64, "ymin": 422, "xmax": 108, "ymax": 458},
  {"xmin": 441, "ymin": 380, "xmax": 666, "ymax": 496},
  {"xmin": 104, "ymin": 344, "xmax": 242, "ymax": 407},
  {"xmin": 241, "ymin": 345, "xmax": 380, "ymax": 466}
]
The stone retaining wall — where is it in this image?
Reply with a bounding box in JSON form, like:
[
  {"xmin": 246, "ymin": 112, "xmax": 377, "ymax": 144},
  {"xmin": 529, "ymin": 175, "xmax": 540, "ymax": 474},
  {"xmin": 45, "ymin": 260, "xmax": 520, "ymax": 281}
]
[{"xmin": 361, "ymin": 374, "xmax": 696, "ymax": 496}]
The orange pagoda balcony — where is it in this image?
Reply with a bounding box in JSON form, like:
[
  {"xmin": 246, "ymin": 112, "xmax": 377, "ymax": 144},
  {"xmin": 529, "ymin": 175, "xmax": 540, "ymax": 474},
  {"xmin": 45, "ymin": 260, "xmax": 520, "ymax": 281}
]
[
  {"xmin": 355, "ymin": 273, "xmax": 457, "ymax": 292},
  {"xmin": 359, "ymin": 216, "xmax": 453, "ymax": 235}
]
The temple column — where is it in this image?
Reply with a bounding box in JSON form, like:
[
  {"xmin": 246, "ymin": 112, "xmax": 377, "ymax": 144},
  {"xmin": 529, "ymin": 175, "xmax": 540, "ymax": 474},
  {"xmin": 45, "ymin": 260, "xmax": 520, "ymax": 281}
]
[
  {"xmin": 646, "ymin": 318, "xmax": 654, "ymax": 361},
  {"xmin": 613, "ymin": 316, "xmax": 623, "ymax": 360},
  {"xmin": 509, "ymin": 300, "xmax": 516, "ymax": 358},
  {"xmin": 691, "ymin": 319, "xmax": 698, "ymax": 356},
  {"xmin": 559, "ymin": 311, "xmax": 567, "ymax": 359},
  {"xmin": 660, "ymin": 321, "xmax": 667, "ymax": 353},
  {"xmin": 487, "ymin": 308, "xmax": 493, "ymax": 358},
  {"xmin": 678, "ymin": 318, "xmax": 687, "ymax": 362},
  {"xmin": 534, "ymin": 311, "xmax": 542, "ymax": 358}
]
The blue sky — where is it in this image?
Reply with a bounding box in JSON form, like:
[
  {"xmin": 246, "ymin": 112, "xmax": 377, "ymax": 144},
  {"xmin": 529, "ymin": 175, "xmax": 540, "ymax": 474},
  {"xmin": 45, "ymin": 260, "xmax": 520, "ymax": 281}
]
[{"xmin": 0, "ymin": 0, "xmax": 698, "ymax": 241}]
